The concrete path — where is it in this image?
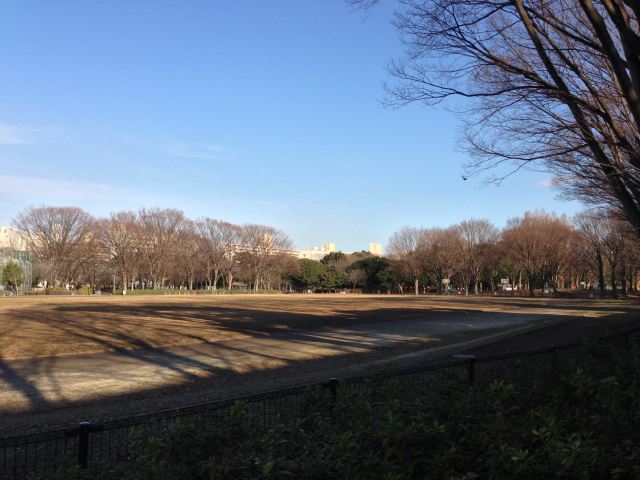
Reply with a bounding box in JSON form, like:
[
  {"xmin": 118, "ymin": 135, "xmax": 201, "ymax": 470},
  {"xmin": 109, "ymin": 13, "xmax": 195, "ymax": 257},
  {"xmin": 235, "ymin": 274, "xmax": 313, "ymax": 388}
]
[{"xmin": 0, "ymin": 310, "xmax": 567, "ymax": 415}]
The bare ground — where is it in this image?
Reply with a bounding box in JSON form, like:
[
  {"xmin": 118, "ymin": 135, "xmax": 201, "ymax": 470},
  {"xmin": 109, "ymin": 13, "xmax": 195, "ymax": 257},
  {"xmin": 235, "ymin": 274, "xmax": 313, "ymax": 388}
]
[
  {"xmin": 0, "ymin": 294, "xmax": 633, "ymax": 359},
  {"xmin": 0, "ymin": 294, "xmax": 637, "ymax": 436}
]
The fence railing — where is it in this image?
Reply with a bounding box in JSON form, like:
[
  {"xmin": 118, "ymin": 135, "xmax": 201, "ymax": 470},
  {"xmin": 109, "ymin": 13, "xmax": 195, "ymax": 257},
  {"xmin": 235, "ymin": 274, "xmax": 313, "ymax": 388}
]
[{"xmin": 1, "ymin": 327, "xmax": 638, "ymax": 479}]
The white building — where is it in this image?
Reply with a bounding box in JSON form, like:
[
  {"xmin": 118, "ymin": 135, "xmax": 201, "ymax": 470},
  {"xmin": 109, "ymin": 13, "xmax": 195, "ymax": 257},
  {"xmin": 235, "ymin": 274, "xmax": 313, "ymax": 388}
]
[
  {"xmin": 294, "ymin": 242, "xmax": 383, "ymax": 260},
  {"xmin": 368, "ymin": 243, "xmax": 383, "ymax": 257},
  {"xmin": 0, "ymin": 226, "xmax": 32, "ymax": 292},
  {"xmin": 0, "ymin": 226, "xmax": 27, "ymax": 251},
  {"xmin": 295, "ymin": 242, "xmax": 335, "ymax": 261}
]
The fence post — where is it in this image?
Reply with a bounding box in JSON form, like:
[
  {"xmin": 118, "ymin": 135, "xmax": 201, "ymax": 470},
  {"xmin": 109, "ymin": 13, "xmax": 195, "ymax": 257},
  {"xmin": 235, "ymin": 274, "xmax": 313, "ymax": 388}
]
[
  {"xmin": 452, "ymin": 354, "xmax": 476, "ymax": 384},
  {"xmin": 77, "ymin": 422, "xmax": 91, "ymax": 469},
  {"xmin": 328, "ymin": 377, "xmax": 339, "ymax": 401},
  {"xmin": 551, "ymin": 347, "xmax": 559, "ymax": 372},
  {"xmin": 323, "ymin": 377, "xmax": 339, "ymax": 406}
]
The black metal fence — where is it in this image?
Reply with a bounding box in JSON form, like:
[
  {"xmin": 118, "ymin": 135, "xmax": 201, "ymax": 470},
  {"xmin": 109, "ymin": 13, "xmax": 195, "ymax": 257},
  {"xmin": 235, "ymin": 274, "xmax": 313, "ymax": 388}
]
[{"xmin": 1, "ymin": 327, "xmax": 638, "ymax": 480}]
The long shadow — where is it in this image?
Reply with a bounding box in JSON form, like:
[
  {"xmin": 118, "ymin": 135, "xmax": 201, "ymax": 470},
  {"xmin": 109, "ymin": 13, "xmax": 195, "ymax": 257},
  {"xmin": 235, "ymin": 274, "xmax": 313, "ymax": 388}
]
[
  {"xmin": 0, "ymin": 295, "xmax": 638, "ymax": 427},
  {"xmin": 0, "ymin": 329, "xmax": 440, "ymax": 436},
  {"xmin": 43, "ymin": 320, "xmax": 224, "ymax": 381},
  {"xmin": 6, "ymin": 303, "xmax": 637, "ymax": 438},
  {"xmin": 0, "ymin": 360, "xmax": 51, "ymax": 409}
]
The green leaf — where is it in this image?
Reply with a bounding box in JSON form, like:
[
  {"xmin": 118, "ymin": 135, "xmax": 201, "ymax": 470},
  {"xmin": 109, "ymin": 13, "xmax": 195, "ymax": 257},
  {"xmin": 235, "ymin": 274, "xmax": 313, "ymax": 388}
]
[{"xmin": 263, "ymin": 459, "xmax": 274, "ymax": 475}]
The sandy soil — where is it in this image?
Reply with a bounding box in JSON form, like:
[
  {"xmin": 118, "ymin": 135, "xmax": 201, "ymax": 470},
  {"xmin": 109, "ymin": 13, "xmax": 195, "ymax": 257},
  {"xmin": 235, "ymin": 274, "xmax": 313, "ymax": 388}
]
[
  {"xmin": 0, "ymin": 294, "xmax": 633, "ymax": 359},
  {"xmin": 0, "ymin": 294, "xmax": 637, "ymax": 436}
]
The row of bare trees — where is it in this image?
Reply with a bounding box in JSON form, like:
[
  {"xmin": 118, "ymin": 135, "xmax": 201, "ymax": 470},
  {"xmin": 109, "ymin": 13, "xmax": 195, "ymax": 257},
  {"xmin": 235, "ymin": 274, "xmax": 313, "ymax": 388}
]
[
  {"xmin": 12, "ymin": 205, "xmax": 640, "ymax": 296},
  {"xmin": 388, "ymin": 211, "xmax": 640, "ymax": 297},
  {"xmin": 14, "ymin": 206, "xmax": 293, "ymax": 292}
]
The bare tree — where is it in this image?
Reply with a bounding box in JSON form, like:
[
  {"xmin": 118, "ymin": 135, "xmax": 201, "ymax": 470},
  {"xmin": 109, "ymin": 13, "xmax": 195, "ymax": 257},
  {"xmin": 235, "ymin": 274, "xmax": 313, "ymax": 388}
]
[
  {"xmin": 455, "ymin": 219, "xmax": 500, "ymax": 294},
  {"xmin": 503, "ymin": 219, "xmax": 541, "ymax": 297},
  {"xmin": 602, "ymin": 215, "xmax": 628, "ymax": 297},
  {"xmin": 354, "ymin": 0, "xmax": 640, "ymax": 236},
  {"xmin": 219, "ymin": 222, "xmax": 242, "ymax": 290},
  {"xmin": 481, "ymin": 241, "xmax": 506, "ymax": 293},
  {"xmin": 623, "ymin": 232, "xmax": 640, "ymax": 293},
  {"xmin": 13, "ymin": 206, "xmax": 95, "ymax": 286},
  {"xmin": 425, "ymin": 227, "xmax": 459, "ymax": 293},
  {"xmin": 99, "ymin": 211, "xmax": 140, "ymax": 295},
  {"xmin": 575, "ymin": 209, "xmax": 609, "ymax": 295},
  {"xmin": 503, "ymin": 211, "xmax": 573, "ymax": 295},
  {"xmin": 387, "ymin": 227, "xmax": 428, "ymax": 295},
  {"xmin": 565, "ymin": 233, "xmax": 594, "ymax": 290},
  {"xmin": 540, "ymin": 215, "xmax": 574, "ymax": 292},
  {"xmin": 240, "ymin": 224, "xmax": 293, "ymax": 291},
  {"xmin": 176, "ymin": 220, "xmax": 203, "ymax": 291},
  {"xmin": 138, "ymin": 208, "xmax": 186, "ymax": 289},
  {"xmin": 196, "ymin": 218, "xmax": 239, "ymax": 291}
]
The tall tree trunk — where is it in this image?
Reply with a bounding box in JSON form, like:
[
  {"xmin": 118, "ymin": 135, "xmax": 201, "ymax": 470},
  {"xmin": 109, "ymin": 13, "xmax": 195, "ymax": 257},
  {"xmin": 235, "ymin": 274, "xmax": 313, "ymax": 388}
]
[
  {"xmin": 598, "ymin": 260, "xmax": 606, "ymax": 297},
  {"xmin": 414, "ymin": 277, "xmax": 419, "ymax": 296}
]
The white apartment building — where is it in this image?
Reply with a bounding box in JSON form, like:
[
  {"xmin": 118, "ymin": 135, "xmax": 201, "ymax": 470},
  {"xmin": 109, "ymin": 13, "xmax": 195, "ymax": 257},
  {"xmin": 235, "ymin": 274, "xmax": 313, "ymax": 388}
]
[
  {"xmin": 0, "ymin": 226, "xmax": 27, "ymax": 251},
  {"xmin": 294, "ymin": 241, "xmax": 382, "ymax": 260}
]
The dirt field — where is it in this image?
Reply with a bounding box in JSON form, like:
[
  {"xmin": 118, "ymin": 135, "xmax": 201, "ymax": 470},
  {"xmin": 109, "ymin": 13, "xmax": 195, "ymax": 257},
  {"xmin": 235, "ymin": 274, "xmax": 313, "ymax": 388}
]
[
  {"xmin": 1, "ymin": 294, "xmax": 635, "ymax": 360},
  {"xmin": 0, "ymin": 294, "xmax": 638, "ymax": 434}
]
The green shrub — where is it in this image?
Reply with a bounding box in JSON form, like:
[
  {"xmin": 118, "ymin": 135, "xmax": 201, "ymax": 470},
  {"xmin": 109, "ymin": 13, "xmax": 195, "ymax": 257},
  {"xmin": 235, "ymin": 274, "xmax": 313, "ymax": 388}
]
[
  {"xmin": 64, "ymin": 335, "xmax": 640, "ymax": 480},
  {"xmin": 45, "ymin": 287, "xmax": 72, "ymax": 295}
]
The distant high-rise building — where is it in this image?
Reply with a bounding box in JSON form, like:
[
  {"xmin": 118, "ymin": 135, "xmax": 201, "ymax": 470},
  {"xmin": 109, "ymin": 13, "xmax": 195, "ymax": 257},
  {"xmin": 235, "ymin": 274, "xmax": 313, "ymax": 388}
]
[
  {"xmin": 294, "ymin": 242, "xmax": 336, "ymax": 261},
  {"xmin": 322, "ymin": 242, "xmax": 335, "ymax": 253},
  {"xmin": 369, "ymin": 242, "xmax": 382, "ymax": 257}
]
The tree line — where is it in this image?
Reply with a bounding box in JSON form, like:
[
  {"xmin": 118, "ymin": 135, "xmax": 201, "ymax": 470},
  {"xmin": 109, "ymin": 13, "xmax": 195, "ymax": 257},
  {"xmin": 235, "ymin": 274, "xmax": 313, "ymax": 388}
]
[
  {"xmin": 385, "ymin": 211, "xmax": 640, "ymax": 297},
  {"xmin": 13, "ymin": 206, "xmax": 294, "ymax": 293},
  {"xmin": 284, "ymin": 211, "xmax": 639, "ymax": 297},
  {"xmin": 10, "ymin": 206, "xmax": 640, "ymax": 297}
]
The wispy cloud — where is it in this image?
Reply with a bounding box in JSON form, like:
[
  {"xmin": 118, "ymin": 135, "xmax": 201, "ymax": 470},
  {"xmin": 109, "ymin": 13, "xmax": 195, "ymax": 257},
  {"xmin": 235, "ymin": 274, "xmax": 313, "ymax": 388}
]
[
  {"xmin": 0, "ymin": 122, "xmax": 64, "ymax": 146},
  {"xmin": 0, "ymin": 123, "xmax": 30, "ymax": 145},
  {"xmin": 0, "ymin": 175, "xmax": 149, "ymax": 203},
  {"xmin": 166, "ymin": 142, "xmax": 240, "ymax": 162}
]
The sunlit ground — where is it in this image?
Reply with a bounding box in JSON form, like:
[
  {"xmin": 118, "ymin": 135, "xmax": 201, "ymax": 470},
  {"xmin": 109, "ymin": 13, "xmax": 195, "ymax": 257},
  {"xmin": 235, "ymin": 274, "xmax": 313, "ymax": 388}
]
[{"xmin": 0, "ymin": 294, "xmax": 636, "ymax": 419}]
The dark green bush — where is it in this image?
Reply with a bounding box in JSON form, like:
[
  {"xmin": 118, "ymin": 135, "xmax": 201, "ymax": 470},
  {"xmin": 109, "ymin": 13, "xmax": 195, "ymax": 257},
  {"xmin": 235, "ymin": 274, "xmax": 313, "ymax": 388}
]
[{"xmin": 64, "ymin": 336, "xmax": 640, "ymax": 480}]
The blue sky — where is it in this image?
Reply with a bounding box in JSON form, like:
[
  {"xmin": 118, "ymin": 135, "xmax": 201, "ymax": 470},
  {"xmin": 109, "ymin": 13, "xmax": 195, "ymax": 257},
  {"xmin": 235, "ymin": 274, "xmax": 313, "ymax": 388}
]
[{"xmin": 0, "ymin": 0, "xmax": 582, "ymax": 251}]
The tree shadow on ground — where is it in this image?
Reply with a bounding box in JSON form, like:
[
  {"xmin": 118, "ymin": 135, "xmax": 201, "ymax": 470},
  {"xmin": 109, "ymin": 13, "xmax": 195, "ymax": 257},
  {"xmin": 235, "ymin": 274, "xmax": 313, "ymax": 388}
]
[{"xmin": 0, "ymin": 296, "xmax": 638, "ymax": 435}]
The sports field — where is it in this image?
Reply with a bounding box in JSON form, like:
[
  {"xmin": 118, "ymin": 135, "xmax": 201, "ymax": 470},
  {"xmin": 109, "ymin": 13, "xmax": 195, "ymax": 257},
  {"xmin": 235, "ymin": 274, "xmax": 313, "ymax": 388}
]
[
  {"xmin": 0, "ymin": 293, "xmax": 631, "ymax": 360},
  {"xmin": 0, "ymin": 294, "xmax": 638, "ymax": 433}
]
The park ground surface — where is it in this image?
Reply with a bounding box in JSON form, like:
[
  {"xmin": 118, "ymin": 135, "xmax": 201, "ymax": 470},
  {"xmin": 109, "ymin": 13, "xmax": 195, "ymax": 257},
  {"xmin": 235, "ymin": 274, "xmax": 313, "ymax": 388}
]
[{"xmin": 0, "ymin": 294, "xmax": 638, "ymax": 435}]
